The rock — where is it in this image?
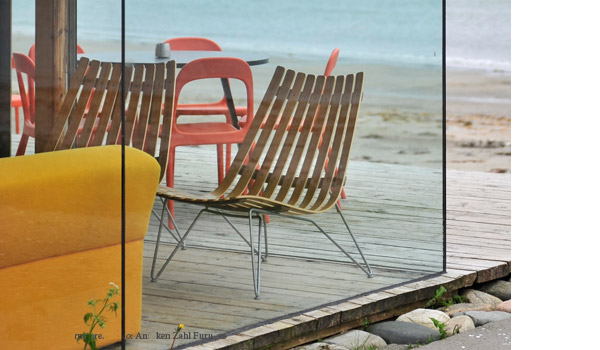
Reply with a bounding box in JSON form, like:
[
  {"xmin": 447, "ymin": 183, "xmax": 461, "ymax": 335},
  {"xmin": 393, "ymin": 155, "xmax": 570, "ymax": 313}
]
[
  {"xmin": 443, "ymin": 315, "xmax": 475, "ymax": 334},
  {"xmin": 293, "ymin": 342, "xmax": 350, "ymax": 350},
  {"xmin": 382, "ymin": 344, "xmax": 411, "ymax": 350},
  {"xmin": 324, "ymin": 330, "xmax": 387, "ymax": 350},
  {"xmin": 460, "ymin": 289, "xmax": 502, "ymax": 307},
  {"xmin": 480, "ymin": 280, "xmax": 511, "ymax": 301},
  {"xmin": 496, "ymin": 299, "xmax": 511, "ymax": 313},
  {"xmin": 441, "ymin": 302, "xmax": 494, "ymax": 316},
  {"xmin": 453, "ymin": 311, "xmax": 511, "ymax": 327},
  {"xmin": 395, "ymin": 308, "xmax": 450, "ymax": 330},
  {"xmin": 367, "ymin": 321, "xmax": 440, "ymax": 345}
]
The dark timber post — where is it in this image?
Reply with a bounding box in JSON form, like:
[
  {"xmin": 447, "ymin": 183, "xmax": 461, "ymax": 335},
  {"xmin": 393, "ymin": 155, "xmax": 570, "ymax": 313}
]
[{"xmin": 0, "ymin": 0, "xmax": 11, "ymax": 158}]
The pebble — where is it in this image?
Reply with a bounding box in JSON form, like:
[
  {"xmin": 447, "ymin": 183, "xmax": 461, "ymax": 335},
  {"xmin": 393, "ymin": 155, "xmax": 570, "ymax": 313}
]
[
  {"xmin": 442, "ymin": 302, "xmax": 494, "ymax": 316},
  {"xmin": 453, "ymin": 311, "xmax": 511, "ymax": 327},
  {"xmin": 479, "ymin": 280, "xmax": 511, "ymax": 301},
  {"xmin": 324, "ymin": 330, "xmax": 386, "ymax": 350},
  {"xmin": 460, "ymin": 289, "xmax": 503, "ymax": 307},
  {"xmin": 395, "ymin": 308, "xmax": 450, "ymax": 330},
  {"xmin": 367, "ymin": 321, "xmax": 440, "ymax": 345}
]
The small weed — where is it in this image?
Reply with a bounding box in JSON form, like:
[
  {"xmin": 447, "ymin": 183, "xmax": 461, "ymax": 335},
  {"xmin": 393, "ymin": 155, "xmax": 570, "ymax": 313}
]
[
  {"xmin": 430, "ymin": 318, "xmax": 447, "ymax": 339},
  {"xmin": 425, "ymin": 286, "xmax": 464, "ymax": 309}
]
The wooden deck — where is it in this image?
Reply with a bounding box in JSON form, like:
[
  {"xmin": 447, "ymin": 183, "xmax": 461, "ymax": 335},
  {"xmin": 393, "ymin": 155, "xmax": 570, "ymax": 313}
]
[
  {"xmin": 11, "ymin": 140, "xmax": 510, "ymax": 350},
  {"xmin": 132, "ymin": 145, "xmax": 507, "ymax": 350}
]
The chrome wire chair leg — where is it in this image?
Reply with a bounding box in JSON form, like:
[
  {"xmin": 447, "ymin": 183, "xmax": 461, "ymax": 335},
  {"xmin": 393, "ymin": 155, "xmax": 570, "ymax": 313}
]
[
  {"xmin": 151, "ymin": 199, "xmax": 205, "ymax": 282},
  {"xmin": 262, "ymin": 214, "xmax": 269, "ymax": 261},
  {"xmin": 248, "ymin": 209, "xmax": 263, "ymax": 299},
  {"xmin": 219, "ymin": 210, "xmax": 268, "ymax": 262},
  {"xmin": 334, "ymin": 203, "xmax": 373, "ymax": 277},
  {"xmin": 151, "ymin": 201, "xmax": 186, "ymax": 249},
  {"xmin": 251, "ymin": 208, "xmax": 373, "ymax": 279}
]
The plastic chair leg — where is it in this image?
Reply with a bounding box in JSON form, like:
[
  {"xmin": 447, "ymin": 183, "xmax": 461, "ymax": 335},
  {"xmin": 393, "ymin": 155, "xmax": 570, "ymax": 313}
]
[
  {"xmin": 14, "ymin": 106, "xmax": 20, "ymax": 135},
  {"xmin": 166, "ymin": 148, "xmax": 176, "ymax": 229},
  {"xmin": 16, "ymin": 134, "xmax": 28, "ymax": 156},
  {"xmin": 217, "ymin": 144, "xmax": 224, "ymax": 184}
]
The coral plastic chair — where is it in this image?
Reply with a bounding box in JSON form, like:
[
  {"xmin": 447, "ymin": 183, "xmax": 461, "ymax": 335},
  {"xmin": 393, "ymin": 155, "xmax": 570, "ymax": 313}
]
[
  {"xmin": 164, "ymin": 37, "xmax": 248, "ymax": 122},
  {"xmin": 166, "ymin": 57, "xmax": 254, "ymax": 219},
  {"xmin": 324, "ymin": 48, "xmax": 339, "ymax": 76},
  {"xmin": 13, "ymin": 53, "xmax": 36, "ymax": 156},
  {"xmin": 12, "ymin": 45, "xmax": 86, "ymax": 153},
  {"xmin": 11, "ymin": 94, "xmax": 22, "ymax": 134},
  {"xmin": 28, "ymin": 43, "xmax": 85, "ymax": 61}
]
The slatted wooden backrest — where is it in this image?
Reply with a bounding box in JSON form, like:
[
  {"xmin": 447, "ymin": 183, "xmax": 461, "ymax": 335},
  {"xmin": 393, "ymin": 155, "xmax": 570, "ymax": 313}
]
[
  {"xmin": 210, "ymin": 66, "xmax": 363, "ymax": 213},
  {"xmin": 44, "ymin": 57, "xmax": 176, "ymax": 182}
]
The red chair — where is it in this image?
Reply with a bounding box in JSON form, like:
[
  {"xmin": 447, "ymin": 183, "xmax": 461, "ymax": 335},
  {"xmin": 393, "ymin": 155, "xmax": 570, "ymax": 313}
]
[
  {"xmin": 13, "ymin": 53, "xmax": 36, "ymax": 156},
  {"xmin": 11, "ymin": 94, "xmax": 22, "ymax": 134},
  {"xmin": 166, "ymin": 57, "xmax": 254, "ymax": 218},
  {"xmin": 324, "ymin": 48, "xmax": 339, "ymax": 76},
  {"xmin": 12, "ymin": 45, "xmax": 86, "ymax": 154},
  {"xmin": 164, "ymin": 37, "xmax": 248, "ymax": 123},
  {"xmin": 28, "ymin": 43, "xmax": 85, "ymax": 60}
]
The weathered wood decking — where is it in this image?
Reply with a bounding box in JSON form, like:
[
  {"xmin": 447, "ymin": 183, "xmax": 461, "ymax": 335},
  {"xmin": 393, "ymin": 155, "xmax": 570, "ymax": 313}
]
[
  {"xmin": 138, "ymin": 146, "xmax": 508, "ymax": 350},
  {"xmin": 11, "ymin": 140, "xmax": 510, "ymax": 350}
]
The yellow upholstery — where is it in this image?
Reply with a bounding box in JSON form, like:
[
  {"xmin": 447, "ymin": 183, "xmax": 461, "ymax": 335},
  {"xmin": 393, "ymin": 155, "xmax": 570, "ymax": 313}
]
[{"xmin": 0, "ymin": 146, "xmax": 160, "ymax": 349}]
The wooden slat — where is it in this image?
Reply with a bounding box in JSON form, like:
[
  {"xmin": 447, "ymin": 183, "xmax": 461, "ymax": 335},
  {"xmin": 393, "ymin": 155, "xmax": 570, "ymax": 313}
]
[
  {"xmin": 274, "ymin": 75, "xmax": 323, "ymax": 202},
  {"xmin": 230, "ymin": 69, "xmax": 296, "ymax": 197},
  {"xmin": 59, "ymin": 60, "xmax": 101, "ymax": 150},
  {"xmin": 288, "ymin": 75, "xmax": 335, "ymax": 206},
  {"xmin": 43, "ymin": 57, "xmax": 90, "ymax": 152},
  {"xmin": 105, "ymin": 64, "xmax": 134, "ymax": 145},
  {"xmin": 123, "ymin": 64, "xmax": 145, "ymax": 145},
  {"xmin": 144, "ymin": 62, "xmax": 166, "ymax": 155},
  {"xmin": 263, "ymin": 74, "xmax": 314, "ymax": 198},
  {"xmin": 91, "ymin": 63, "xmax": 122, "ymax": 146},
  {"xmin": 45, "ymin": 59, "xmax": 176, "ymax": 184},
  {"xmin": 132, "ymin": 64, "xmax": 156, "ymax": 150},
  {"xmin": 78, "ymin": 62, "xmax": 112, "ymax": 146},
  {"xmin": 157, "ymin": 60, "xmax": 177, "ymax": 181},
  {"xmin": 247, "ymin": 73, "xmax": 306, "ymax": 196}
]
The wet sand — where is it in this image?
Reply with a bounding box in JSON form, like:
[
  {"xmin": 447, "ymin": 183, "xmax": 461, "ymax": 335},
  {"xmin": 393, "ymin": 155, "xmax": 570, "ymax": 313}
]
[{"xmin": 10, "ymin": 34, "xmax": 510, "ymax": 173}]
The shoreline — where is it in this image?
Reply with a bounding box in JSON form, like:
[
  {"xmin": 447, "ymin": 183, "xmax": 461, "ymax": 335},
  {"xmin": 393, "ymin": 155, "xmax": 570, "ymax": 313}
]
[{"xmin": 10, "ymin": 33, "xmax": 510, "ymax": 173}]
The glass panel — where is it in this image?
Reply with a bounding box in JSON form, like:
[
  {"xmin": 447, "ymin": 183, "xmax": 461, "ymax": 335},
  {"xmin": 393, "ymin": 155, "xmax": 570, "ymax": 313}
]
[{"xmin": 119, "ymin": 1, "xmax": 444, "ymax": 347}]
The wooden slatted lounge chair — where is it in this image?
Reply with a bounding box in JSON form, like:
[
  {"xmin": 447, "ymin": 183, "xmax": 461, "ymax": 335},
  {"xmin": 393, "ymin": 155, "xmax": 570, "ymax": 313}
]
[
  {"xmin": 151, "ymin": 65, "xmax": 373, "ymax": 299},
  {"xmin": 44, "ymin": 57, "xmax": 176, "ymax": 184}
]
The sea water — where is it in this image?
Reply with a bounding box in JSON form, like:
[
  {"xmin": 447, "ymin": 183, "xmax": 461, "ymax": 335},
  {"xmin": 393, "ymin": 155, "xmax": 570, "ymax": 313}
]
[{"xmin": 11, "ymin": 0, "xmax": 510, "ymax": 72}]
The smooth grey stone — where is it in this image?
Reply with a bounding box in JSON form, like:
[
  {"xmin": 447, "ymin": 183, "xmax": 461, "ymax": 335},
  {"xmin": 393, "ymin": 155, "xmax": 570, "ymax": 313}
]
[
  {"xmin": 453, "ymin": 311, "xmax": 511, "ymax": 327},
  {"xmin": 480, "ymin": 280, "xmax": 511, "ymax": 301},
  {"xmin": 442, "ymin": 302, "xmax": 494, "ymax": 316},
  {"xmin": 367, "ymin": 321, "xmax": 440, "ymax": 345},
  {"xmin": 460, "ymin": 289, "xmax": 502, "ymax": 307},
  {"xmin": 324, "ymin": 330, "xmax": 387, "ymax": 350},
  {"xmin": 292, "ymin": 342, "xmax": 350, "ymax": 350},
  {"xmin": 444, "ymin": 315, "xmax": 475, "ymax": 334},
  {"xmin": 382, "ymin": 344, "xmax": 411, "ymax": 350},
  {"xmin": 396, "ymin": 308, "xmax": 450, "ymax": 330}
]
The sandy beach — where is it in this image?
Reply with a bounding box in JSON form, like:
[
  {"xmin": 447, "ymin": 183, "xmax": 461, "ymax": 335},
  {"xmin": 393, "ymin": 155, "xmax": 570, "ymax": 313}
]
[{"xmin": 10, "ymin": 34, "xmax": 510, "ymax": 173}]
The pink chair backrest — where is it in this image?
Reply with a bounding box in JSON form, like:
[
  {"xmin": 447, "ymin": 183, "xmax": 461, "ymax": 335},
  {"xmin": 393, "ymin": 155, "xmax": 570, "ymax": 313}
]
[
  {"xmin": 175, "ymin": 57, "xmax": 254, "ymax": 126},
  {"xmin": 28, "ymin": 44, "xmax": 85, "ymax": 61},
  {"xmin": 324, "ymin": 48, "xmax": 339, "ymax": 76},
  {"xmin": 13, "ymin": 53, "xmax": 36, "ymax": 124},
  {"xmin": 164, "ymin": 37, "xmax": 222, "ymax": 51}
]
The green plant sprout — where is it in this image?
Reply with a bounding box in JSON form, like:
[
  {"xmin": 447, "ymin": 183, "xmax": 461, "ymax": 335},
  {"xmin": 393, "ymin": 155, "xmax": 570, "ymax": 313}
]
[
  {"xmin": 430, "ymin": 318, "xmax": 447, "ymax": 339},
  {"xmin": 78, "ymin": 282, "xmax": 120, "ymax": 350},
  {"xmin": 425, "ymin": 286, "xmax": 465, "ymax": 309}
]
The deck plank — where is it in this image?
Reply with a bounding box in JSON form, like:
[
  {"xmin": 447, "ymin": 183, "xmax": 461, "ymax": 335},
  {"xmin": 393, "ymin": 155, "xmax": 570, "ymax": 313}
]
[{"xmin": 10, "ymin": 140, "xmax": 509, "ymax": 350}]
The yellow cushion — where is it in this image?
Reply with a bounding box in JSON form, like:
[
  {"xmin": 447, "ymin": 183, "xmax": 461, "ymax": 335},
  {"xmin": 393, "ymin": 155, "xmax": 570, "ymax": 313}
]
[{"xmin": 0, "ymin": 145, "xmax": 160, "ymax": 268}]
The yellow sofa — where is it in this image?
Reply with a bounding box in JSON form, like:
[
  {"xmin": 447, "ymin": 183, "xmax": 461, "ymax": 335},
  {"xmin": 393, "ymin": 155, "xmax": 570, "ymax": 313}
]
[{"xmin": 0, "ymin": 145, "xmax": 160, "ymax": 349}]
